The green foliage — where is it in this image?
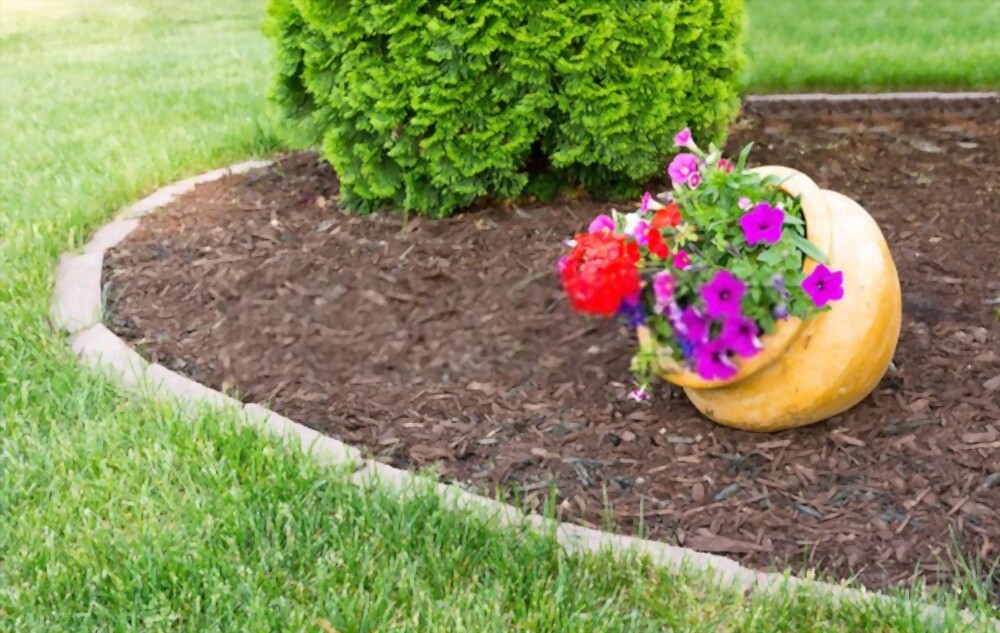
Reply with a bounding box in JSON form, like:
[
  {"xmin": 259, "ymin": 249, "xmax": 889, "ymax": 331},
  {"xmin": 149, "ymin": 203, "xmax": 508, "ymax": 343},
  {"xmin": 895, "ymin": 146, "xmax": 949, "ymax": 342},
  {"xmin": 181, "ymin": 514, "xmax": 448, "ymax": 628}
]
[
  {"xmin": 266, "ymin": 0, "xmax": 746, "ymax": 216},
  {"xmin": 665, "ymin": 160, "xmax": 816, "ymax": 341}
]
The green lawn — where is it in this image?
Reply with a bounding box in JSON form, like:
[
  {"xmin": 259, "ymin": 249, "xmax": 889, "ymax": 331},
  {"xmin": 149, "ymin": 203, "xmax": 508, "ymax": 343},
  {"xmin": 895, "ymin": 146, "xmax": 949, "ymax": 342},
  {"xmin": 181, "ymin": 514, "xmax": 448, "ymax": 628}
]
[
  {"xmin": 746, "ymin": 0, "xmax": 1000, "ymax": 91},
  {"xmin": 0, "ymin": 1, "xmax": 997, "ymax": 631}
]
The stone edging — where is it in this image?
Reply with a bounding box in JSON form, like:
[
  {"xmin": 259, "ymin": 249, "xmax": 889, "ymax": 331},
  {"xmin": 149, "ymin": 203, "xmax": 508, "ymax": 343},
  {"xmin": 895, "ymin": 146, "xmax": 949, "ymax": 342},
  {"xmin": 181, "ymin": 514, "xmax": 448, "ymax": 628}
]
[
  {"xmin": 745, "ymin": 91, "xmax": 999, "ymax": 102},
  {"xmin": 51, "ymin": 159, "xmax": 999, "ymax": 631}
]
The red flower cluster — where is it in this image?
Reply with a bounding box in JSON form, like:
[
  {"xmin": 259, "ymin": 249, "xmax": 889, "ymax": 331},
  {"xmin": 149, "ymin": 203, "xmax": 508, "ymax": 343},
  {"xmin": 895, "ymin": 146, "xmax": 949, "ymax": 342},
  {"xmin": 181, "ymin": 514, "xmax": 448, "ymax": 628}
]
[
  {"xmin": 646, "ymin": 228, "xmax": 670, "ymax": 260},
  {"xmin": 560, "ymin": 232, "xmax": 641, "ymax": 317},
  {"xmin": 650, "ymin": 203, "xmax": 681, "ymax": 230}
]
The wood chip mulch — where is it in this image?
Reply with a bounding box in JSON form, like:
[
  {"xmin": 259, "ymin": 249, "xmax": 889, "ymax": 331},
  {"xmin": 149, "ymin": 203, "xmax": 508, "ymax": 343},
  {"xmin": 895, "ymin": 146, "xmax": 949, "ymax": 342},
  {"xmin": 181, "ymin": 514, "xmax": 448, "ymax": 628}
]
[{"xmin": 104, "ymin": 99, "xmax": 1000, "ymax": 597}]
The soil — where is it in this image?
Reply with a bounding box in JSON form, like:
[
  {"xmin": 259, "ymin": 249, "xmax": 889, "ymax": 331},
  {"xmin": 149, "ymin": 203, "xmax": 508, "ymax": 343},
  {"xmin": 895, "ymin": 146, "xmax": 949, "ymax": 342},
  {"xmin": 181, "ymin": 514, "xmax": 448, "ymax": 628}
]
[{"xmin": 104, "ymin": 98, "xmax": 1000, "ymax": 596}]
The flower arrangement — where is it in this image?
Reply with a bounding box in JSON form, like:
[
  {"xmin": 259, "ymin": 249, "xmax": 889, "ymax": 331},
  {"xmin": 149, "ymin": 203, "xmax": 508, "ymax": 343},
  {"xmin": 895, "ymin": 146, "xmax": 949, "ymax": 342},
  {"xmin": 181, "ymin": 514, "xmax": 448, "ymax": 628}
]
[{"xmin": 558, "ymin": 129, "xmax": 845, "ymax": 400}]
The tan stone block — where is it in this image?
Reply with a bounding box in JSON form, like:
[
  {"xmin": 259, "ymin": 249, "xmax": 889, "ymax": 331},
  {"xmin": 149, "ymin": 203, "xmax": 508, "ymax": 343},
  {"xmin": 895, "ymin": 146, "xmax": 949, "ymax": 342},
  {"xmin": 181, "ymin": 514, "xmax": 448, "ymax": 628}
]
[
  {"xmin": 84, "ymin": 219, "xmax": 139, "ymax": 254},
  {"xmin": 70, "ymin": 324, "xmax": 147, "ymax": 388},
  {"xmin": 50, "ymin": 252, "xmax": 103, "ymax": 333}
]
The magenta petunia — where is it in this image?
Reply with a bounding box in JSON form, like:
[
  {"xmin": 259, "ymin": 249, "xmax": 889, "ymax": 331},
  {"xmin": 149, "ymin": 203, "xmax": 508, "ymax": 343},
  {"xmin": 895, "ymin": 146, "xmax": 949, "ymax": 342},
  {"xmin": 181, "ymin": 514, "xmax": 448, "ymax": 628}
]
[
  {"xmin": 695, "ymin": 338, "xmax": 738, "ymax": 381},
  {"xmin": 667, "ymin": 153, "xmax": 699, "ymax": 186},
  {"xmin": 679, "ymin": 307, "xmax": 709, "ymax": 343},
  {"xmin": 673, "ymin": 128, "xmax": 692, "ymax": 148},
  {"xmin": 720, "ymin": 314, "xmax": 762, "ymax": 358},
  {"xmin": 740, "ymin": 202, "xmax": 785, "ymax": 245},
  {"xmin": 673, "ymin": 250, "xmax": 691, "ymax": 270},
  {"xmin": 623, "ymin": 213, "xmax": 649, "ymax": 245},
  {"xmin": 801, "ymin": 264, "xmax": 844, "ymax": 307},
  {"xmin": 700, "ymin": 270, "xmax": 746, "ymax": 318},
  {"xmin": 588, "ymin": 214, "xmax": 615, "ymax": 234},
  {"xmin": 652, "ymin": 272, "xmax": 674, "ymax": 312}
]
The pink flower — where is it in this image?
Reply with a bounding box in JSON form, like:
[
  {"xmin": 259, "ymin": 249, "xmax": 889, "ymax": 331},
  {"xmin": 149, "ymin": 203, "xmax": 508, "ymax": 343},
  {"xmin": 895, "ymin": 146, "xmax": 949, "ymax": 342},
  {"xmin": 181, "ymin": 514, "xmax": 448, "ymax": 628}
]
[
  {"xmin": 700, "ymin": 270, "xmax": 746, "ymax": 319},
  {"xmin": 688, "ymin": 172, "xmax": 702, "ymax": 189},
  {"xmin": 717, "ymin": 158, "xmax": 734, "ymax": 173},
  {"xmin": 695, "ymin": 338, "xmax": 738, "ymax": 381},
  {"xmin": 738, "ymin": 197, "xmax": 753, "ymax": 211},
  {"xmin": 739, "ymin": 202, "xmax": 785, "ymax": 245},
  {"xmin": 720, "ymin": 314, "xmax": 762, "ymax": 358},
  {"xmin": 672, "ymin": 250, "xmax": 691, "ymax": 270},
  {"xmin": 641, "ymin": 192, "xmax": 653, "ymax": 213},
  {"xmin": 801, "ymin": 264, "xmax": 844, "ymax": 307},
  {"xmin": 629, "ymin": 386, "xmax": 651, "ymax": 402},
  {"xmin": 588, "ymin": 214, "xmax": 615, "ymax": 234},
  {"xmin": 652, "ymin": 272, "xmax": 674, "ymax": 311},
  {"xmin": 673, "ymin": 128, "xmax": 692, "ymax": 148},
  {"xmin": 667, "ymin": 153, "xmax": 699, "ymax": 186}
]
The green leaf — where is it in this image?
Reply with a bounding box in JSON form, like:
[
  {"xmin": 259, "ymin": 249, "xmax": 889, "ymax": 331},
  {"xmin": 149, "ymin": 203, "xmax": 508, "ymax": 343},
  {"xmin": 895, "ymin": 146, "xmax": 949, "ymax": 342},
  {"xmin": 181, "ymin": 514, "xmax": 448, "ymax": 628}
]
[
  {"xmin": 735, "ymin": 142, "xmax": 753, "ymax": 171},
  {"xmin": 788, "ymin": 231, "xmax": 829, "ymax": 264},
  {"xmin": 756, "ymin": 247, "xmax": 785, "ymax": 266}
]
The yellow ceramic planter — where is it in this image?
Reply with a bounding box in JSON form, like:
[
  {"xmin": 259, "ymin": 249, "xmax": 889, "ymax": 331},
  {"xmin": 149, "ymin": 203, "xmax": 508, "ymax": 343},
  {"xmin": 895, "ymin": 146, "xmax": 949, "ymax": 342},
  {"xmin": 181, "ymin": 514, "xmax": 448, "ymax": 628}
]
[{"xmin": 638, "ymin": 166, "xmax": 902, "ymax": 432}]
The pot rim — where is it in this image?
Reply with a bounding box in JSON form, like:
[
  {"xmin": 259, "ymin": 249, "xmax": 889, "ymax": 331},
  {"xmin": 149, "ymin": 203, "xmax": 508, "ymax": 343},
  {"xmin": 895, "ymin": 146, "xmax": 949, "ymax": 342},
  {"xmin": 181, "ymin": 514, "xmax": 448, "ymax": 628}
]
[{"xmin": 639, "ymin": 165, "xmax": 834, "ymax": 390}]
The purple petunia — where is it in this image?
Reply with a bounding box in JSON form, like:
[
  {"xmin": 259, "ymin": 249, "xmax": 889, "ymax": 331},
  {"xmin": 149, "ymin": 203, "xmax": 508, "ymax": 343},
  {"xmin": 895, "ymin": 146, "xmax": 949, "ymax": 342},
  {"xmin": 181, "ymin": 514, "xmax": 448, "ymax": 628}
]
[
  {"xmin": 772, "ymin": 274, "xmax": 790, "ymax": 299},
  {"xmin": 588, "ymin": 214, "xmax": 615, "ymax": 234},
  {"xmin": 679, "ymin": 307, "xmax": 709, "ymax": 343},
  {"xmin": 773, "ymin": 303, "xmax": 789, "ymax": 320},
  {"xmin": 668, "ymin": 153, "xmax": 699, "ymax": 186},
  {"xmin": 740, "ymin": 202, "xmax": 785, "ymax": 245},
  {"xmin": 618, "ymin": 295, "xmax": 647, "ymax": 329},
  {"xmin": 678, "ymin": 337, "xmax": 697, "ymax": 360},
  {"xmin": 695, "ymin": 338, "xmax": 738, "ymax": 381},
  {"xmin": 720, "ymin": 314, "xmax": 762, "ymax": 358},
  {"xmin": 700, "ymin": 270, "xmax": 746, "ymax": 319},
  {"xmin": 801, "ymin": 264, "xmax": 844, "ymax": 307}
]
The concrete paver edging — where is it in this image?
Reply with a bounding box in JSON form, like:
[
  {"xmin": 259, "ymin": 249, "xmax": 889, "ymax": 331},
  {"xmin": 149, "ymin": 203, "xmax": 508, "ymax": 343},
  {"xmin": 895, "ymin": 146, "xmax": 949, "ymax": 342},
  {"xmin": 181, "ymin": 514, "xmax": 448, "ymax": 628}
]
[
  {"xmin": 52, "ymin": 156, "xmax": 1000, "ymax": 632},
  {"xmin": 745, "ymin": 91, "xmax": 999, "ymax": 102}
]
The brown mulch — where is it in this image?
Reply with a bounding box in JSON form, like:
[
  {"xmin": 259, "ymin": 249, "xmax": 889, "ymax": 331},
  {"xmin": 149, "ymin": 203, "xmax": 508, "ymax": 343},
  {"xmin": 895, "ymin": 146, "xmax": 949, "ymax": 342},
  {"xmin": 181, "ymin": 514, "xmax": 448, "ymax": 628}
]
[{"xmin": 104, "ymin": 99, "xmax": 1000, "ymax": 595}]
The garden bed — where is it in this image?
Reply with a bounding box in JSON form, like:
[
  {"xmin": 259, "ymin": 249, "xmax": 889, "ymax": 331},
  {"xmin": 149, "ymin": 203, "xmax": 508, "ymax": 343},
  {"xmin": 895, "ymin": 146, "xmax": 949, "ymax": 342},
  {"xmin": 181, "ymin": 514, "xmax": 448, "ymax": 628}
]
[{"xmin": 104, "ymin": 99, "xmax": 1000, "ymax": 595}]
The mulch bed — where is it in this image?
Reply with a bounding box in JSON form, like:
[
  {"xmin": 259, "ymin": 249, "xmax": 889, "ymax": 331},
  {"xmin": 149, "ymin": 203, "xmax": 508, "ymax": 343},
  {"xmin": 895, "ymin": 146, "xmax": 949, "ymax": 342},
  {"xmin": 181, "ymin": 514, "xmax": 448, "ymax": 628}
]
[{"xmin": 104, "ymin": 99, "xmax": 1000, "ymax": 595}]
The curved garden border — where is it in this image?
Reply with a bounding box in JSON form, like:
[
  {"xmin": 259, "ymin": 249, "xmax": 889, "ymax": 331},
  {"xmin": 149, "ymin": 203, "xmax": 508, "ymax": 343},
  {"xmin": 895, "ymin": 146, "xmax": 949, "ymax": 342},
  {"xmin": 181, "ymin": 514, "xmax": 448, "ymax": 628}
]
[{"xmin": 52, "ymin": 155, "xmax": 999, "ymax": 631}]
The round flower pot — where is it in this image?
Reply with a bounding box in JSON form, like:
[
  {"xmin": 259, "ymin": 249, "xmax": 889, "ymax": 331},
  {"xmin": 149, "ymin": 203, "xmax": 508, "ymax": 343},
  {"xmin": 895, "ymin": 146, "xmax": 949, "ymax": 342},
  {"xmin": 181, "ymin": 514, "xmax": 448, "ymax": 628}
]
[{"xmin": 638, "ymin": 166, "xmax": 902, "ymax": 432}]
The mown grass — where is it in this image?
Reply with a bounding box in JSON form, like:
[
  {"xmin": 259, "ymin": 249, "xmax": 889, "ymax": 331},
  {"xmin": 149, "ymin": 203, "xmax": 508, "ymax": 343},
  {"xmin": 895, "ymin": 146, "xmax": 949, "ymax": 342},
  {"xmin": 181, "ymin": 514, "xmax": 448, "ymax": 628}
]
[
  {"xmin": 746, "ymin": 0, "xmax": 1000, "ymax": 91},
  {"xmin": 0, "ymin": 1, "xmax": 997, "ymax": 631}
]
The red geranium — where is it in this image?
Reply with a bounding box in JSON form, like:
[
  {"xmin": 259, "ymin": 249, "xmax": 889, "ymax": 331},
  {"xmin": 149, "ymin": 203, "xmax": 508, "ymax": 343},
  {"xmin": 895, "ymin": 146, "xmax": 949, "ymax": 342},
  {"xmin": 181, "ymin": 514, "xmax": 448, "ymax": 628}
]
[
  {"xmin": 646, "ymin": 228, "xmax": 670, "ymax": 260},
  {"xmin": 560, "ymin": 232, "xmax": 641, "ymax": 317},
  {"xmin": 650, "ymin": 203, "xmax": 681, "ymax": 230}
]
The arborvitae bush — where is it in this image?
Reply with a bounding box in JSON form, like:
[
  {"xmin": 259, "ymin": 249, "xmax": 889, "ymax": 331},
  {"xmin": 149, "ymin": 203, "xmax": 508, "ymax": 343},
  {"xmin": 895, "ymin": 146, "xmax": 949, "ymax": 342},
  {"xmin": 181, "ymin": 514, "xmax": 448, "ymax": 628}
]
[{"xmin": 266, "ymin": 0, "xmax": 745, "ymax": 217}]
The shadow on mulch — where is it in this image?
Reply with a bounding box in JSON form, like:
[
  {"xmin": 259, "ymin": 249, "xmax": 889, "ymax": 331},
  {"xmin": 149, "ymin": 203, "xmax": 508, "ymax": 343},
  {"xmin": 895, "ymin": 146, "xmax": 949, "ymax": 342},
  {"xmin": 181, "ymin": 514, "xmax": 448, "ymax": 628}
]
[{"xmin": 104, "ymin": 98, "xmax": 1000, "ymax": 597}]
